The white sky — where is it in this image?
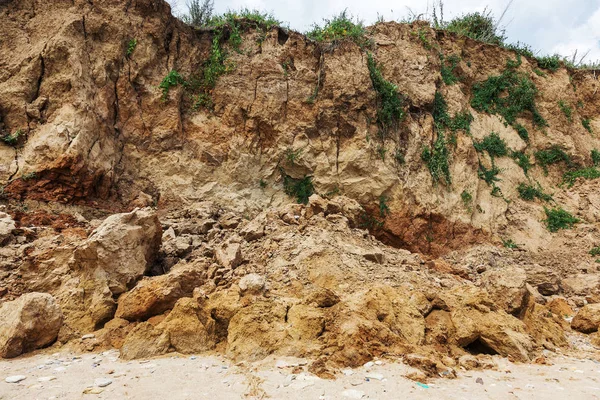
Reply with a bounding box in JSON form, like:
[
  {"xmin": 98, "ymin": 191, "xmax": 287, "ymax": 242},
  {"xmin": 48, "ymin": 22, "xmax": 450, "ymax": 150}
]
[{"xmin": 170, "ymin": 0, "xmax": 600, "ymax": 63}]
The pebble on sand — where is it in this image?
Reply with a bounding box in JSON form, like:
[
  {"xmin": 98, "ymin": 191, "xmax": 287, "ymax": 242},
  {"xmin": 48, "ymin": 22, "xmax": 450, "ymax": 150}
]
[
  {"xmin": 5, "ymin": 375, "xmax": 26, "ymax": 383},
  {"xmin": 94, "ymin": 378, "xmax": 113, "ymax": 387}
]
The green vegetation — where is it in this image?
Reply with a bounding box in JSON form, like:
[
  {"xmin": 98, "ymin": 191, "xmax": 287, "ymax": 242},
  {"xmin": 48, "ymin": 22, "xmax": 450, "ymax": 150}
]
[
  {"xmin": 582, "ymin": 118, "xmax": 593, "ymax": 134},
  {"xmin": 432, "ymin": 92, "xmax": 473, "ymax": 136},
  {"xmin": 478, "ymin": 163, "xmax": 501, "ymax": 186},
  {"xmin": 533, "ymin": 68, "xmax": 546, "ymax": 77},
  {"xmin": 394, "ymin": 149, "xmax": 405, "ymax": 164},
  {"xmin": 563, "ymin": 167, "xmax": 600, "ymax": 188},
  {"xmin": 182, "ymin": 0, "xmax": 214, "ymax": 27},
  {"xmin": 517, "ymin": 183, "xmax": 552, "ymax": 202},
  {"xmin": 592, "ymin": 149, "xmax": 600, "ymax": 166},
  {"xmin": 514, "ymin": 123, "xmax": 529, "ymax": 142},
  {"xmin": 379, "ymin": 195, "xmax": 390, "ymax": 218},
  {"xmin": 590, "ymin": 246, "xmax": 600, "ymax": 257},
  {"xmin": 502, "ymin": 238, "xmax": 518, "ymax": 249},
  {"xmin": 422, "ymin": 133, "xmax": 451, "ymax": 186},
  {"xmin": 126, "ymin": 39, "xmax": 137, "ymax": 57},
  {"xmin": 306, "ymin": 10, "xmax": 371, "ymax": 48},
  {"xmin": 473, "ymin": 132, "xmax": 508, "ymax": 159},
  {"xmin": 544, "ymin": 207, "xmax": 579, "ymax": 232},
  {"xmin": 471, "ymin": 56, "xmax": 547, "ymax": 132},
  {"xmin": 259, "ymin": 179, "xmax": 267, "ymax": 188},
  {"xmin": 511, "ymin": 150, "xmax": 531, "ymax": 174},
  {"xmin": 159, "ymin": 70, "xmax": 185, "ymax": 101},
  {"xmin": 366, "ymin": 53, "xmax": 405, "ymax": 134},
  {"xmin": 282, "ymin": 173, "xmax": 314, "ymax": 204},
  {"xmin": 284, "ymin": 148, "xmax": 302, "ymax": 165},
  {"xmin": 412, "ymin": 27, "xmax": 432, "ymax": 50},
  {"xmin": 440, "ymin": 54, "xmax": 461, "ymax": 85},
  {"xmin": 442, "ymin": 9, "xmax": 505, "ymax": 45},
  {"xmin": 558, "ymin": 100, "xmax": 572, "ymax": 122},
  {"xmin": 536, "ymin": 55, "xmax": 561, "ymax": 72},
  {"xmin": 534, "ymin": 145, "xmax": 572, "ymax": 174},
  {"xmin": 1, "ymin": 129, "xmax": 21, "ymax": 146},
  {"xmin": 461, "ymin": 190, "xmax": 473, "ymax": 211}
]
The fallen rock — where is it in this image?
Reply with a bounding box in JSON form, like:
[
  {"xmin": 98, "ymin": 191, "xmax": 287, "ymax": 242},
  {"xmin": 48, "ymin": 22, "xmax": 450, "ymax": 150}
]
[
  {"xmin": 94, "ymin": 378, "xmax": 112, "ymax": 387},
  {"xmin": 0, "ymin": 293, "xmax": 63, "ymax": 358},
  {"xmin": 240, "ymin": 213, "xmax": 266, "ymax": 241},
  {"xmin": 72, "ymin": 208, "xmax": 162, "ymax": 295},
  {"xmin": 571, "ymin": 304, "xmax": 600, "ymax": 333},
  {"xmin": 215, "ymin": 241, "xmax": 242, "ymax": 269},
  {"xmin": 115, "ymin": 262, "xmax": 204, "ymax": 321},
  {"xmin": 481, "ymin": 266, "xmax": 529, "ymax": 315},
  {"xmin": 238, "ymin": 273, "xmax": 266, "ymax": 294}
]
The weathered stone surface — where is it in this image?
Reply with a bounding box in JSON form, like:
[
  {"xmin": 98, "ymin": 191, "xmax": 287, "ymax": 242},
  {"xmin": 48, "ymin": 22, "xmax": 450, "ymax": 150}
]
[
  {"xmin": 572, "ymin": 304, "xmax": 600, "ymax": 333},
  {"xmin": 115, "ymin": 263, "xmax": 204, "ymax": 321},
  {"xmin": 481, "ymin": 266, "xmax": 529, "ymax": 316},
  {"xmin": 72, "ymin": 208, "xmax": 162, "ymax": 296},
  {"xmin": 0, "ymin": 293, "xmax": 63, "ymax": 358},
  {"xmin": 215, "ymin": 241, "xmax": 242, "ymax": 269}
]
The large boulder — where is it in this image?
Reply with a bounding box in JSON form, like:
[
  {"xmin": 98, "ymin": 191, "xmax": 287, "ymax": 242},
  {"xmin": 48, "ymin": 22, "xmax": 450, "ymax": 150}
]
[
  {"xmin": 571, "ymin": 304, "xmax": 600, "ymax": 333},
  {"xmin": 115, "ymin": 262, "xmax": 205, "ymax": 321},
  {"xmin": 0, "ymin": 293, "xmax": 63, "ymax": 358},
  {"xmin": 72, "ymin": 208, "xmax": 162, "ymax": 295},
  {"xmin": 481, "ymin": 266, "xmax": 529, "ymax": 316}
]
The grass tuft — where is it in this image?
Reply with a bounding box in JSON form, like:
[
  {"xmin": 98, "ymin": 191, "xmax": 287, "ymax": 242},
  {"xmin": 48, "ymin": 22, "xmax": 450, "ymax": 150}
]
[
  {"xmin": 422, "ymin": 133, "xmax": 451, "ymax": 186},
  {"xmin": 473, "ymin": 132, "xmax": 508, "ymax": 158},
  {"xmin": 282, "ymin": 173, "xmax": 314, "ymax": 204},
  {"xmin": 582, "ymin": 118, "xmax": 593, "ymax": 134},
  {"xmin": 306, "ymin": 10, "xmax": 371, "ymax": 48},
  {"xmin": 544, "ymin": 207, "xmax": 579, "ymax": 232},
  {"xmin": 471, "ymin": 56, "xmax": 547, "ymax": 131},
  {"xmin": 367, "ymin": 53, "xmax": 405, "ymax": 134},
  {"xmin": 563, "ymin": 167, "xmax": 600, "ymax": 188},
  {"xmin": 517, "ymin": 183, "xmax": 552, "ymax": 202},
  {"xmin": 534, "ymin": 145, "xmax": 572, "ymax": 174},
  {"xmin": 558, "ymin": 100, "xmax": 573, "ymax": 122}
]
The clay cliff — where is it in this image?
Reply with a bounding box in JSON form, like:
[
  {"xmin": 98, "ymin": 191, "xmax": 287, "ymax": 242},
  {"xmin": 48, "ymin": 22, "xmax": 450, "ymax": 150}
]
[{"xmin": 2, "ymin": 0, "xmax": 600, "ymax": 377}]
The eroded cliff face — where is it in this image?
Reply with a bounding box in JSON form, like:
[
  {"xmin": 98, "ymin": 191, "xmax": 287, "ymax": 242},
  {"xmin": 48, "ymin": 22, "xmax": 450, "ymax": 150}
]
[
  {"xmin": 2, "ymin": 0, "xmax": 600, "ymax": 255},
  {"xmin": 2, "ymin": 0, "xmax": 600, "ymax": 376}
]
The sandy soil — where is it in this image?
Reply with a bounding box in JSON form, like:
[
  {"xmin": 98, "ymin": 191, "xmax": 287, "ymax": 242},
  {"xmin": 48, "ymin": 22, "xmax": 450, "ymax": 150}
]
[{"xmin": 2, "ymin": 350, "xmax": 600, "ymax": 400}]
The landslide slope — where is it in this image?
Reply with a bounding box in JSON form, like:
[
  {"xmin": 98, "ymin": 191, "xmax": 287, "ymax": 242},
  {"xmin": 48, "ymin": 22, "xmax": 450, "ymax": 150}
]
[{"xmin": 2, "ymin": 0, "xmax": 600, "ymax": 376}]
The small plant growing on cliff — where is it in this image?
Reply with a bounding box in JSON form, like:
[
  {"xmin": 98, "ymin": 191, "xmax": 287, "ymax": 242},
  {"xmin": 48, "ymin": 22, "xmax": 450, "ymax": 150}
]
[
  {"xmin": 511, "ymin": 150, "xmax": 531, "ymax": 175},
  {"xmin": 502, "ymin": 238, "xmax": 518, "ymax": 249},
  {"xmin": 422, "ymin": 134, "xmax": 451, "ymax": 186},
  {"xmin": 473, "ymin": 132, "xmax": 508, "ymax": 159},
  {"xmin": 590, "ymin": 246, "xmax": 600, "ymax": 257},
  {"xmin": 306, "ymin": 10, "xmax": 371, "ymax": 48},
  {"xmin": 536, "ymin": 54, "xmax": 561, "ymax": 72},
  {"xmin": 412, "ymin": 28, "xmax": 432, "ymax": 50},
  {"xmin": 1, "ymin": 129, "xmax": 21, "ymax": 146},
  {"xmin": 440, "ymin": 54, "xmax": 461, "ymax": 85},
  {"xmin": 517, "ymin": 183, "xmax": 552, "ymax": 202},
  {"xmin": 544, "ymin": 207, "xmax": 579, "ymax": 232},
  {"xmin": 461, "ymin": 190, "xmax": 473, "ymax": 211},
  {"xmin": 284, "ymin": 148, "xmax": 302, "ymax": 165},
  {"xmin": 282, "ymin": 173, "xmax": 314, "ymax": 204},
  {"xmin": 367, "ymin": 53, "xmax": 405, "ymax": 134},
  {"xmin": 432, "ymin": 92, "xmax": 473, "ymax": 135},
  {"xmin": 126, "ymin": 39, "xmax": 137, "ymax": 57},
  {"xmin": 563, "ymin": 167, "xmax": 600, "ymax": 188},
  {"xmin": 514, "ymin": 123, "xmax": 529, "ymax": 142},
  {"xmin": 582, "ymin": 118, "xmax": 593, "ymax": 134},
  {"xmin": 471, "ymin": 56, "xmax": 547, "ymax": 130},
  {"xmin": 378, "ymin": 195, "xmax": 390, "ymax": 218},
  {"xmin": 159, "ymin": 70, "xmax": 185, "ymax": 101},
  {"xmin": 478, "ymin": 163, "xmax": 501, "ymax": 186},
  {"xmin": 443, "ymin": 9, "xmax": 506, "ymax": 45},
  {"xmin": 534, "ymin": 145, "xmax": 572, "ymax": 174},
  {"xmin": 592, "ymin": 149, "xmax": 600, "ymax": 166},
  {"xmin": 558, "ymin": 100, "xmax": 572, "ymax": 122}
]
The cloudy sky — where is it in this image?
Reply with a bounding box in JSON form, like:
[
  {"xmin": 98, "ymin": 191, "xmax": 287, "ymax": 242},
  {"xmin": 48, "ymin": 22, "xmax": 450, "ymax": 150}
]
[{"xmin": 170, "ymin": 0, "xmax": 600, "ymax": 63}]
